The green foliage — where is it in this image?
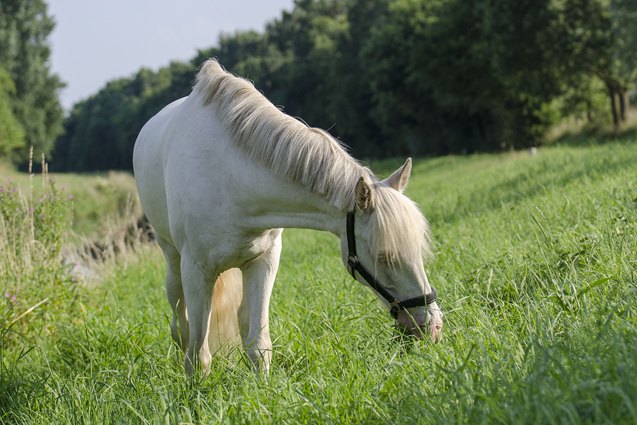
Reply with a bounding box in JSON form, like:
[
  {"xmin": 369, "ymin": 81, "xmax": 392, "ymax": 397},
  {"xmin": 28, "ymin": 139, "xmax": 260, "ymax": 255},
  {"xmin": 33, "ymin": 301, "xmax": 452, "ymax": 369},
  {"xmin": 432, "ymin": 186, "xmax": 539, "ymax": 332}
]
[
  {"xmin": 0, "ymin": 67, "xmax": 25, "ymax": 158},
  {"xmin": 52, "ymin": 0, "xmax": 637, "ymax": 171},
  {"xmin": 0, "ymin": 0, "xmax": 64, "ymax": 164},
  {"xmin": 2, "ymin": 141, "xmax": 637, "ymax": 423},
  {"xmin": 556, "ymin": 0, "xmax": 637, "ymax": 126}
]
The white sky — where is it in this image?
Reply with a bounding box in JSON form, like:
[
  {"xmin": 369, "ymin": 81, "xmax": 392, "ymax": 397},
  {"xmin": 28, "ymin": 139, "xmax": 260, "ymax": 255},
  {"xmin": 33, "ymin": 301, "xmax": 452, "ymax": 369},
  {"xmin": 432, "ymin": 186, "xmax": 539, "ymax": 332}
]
[{"xmin": 47, "ymin": 0, "xmax": 294, "ymax": 110}]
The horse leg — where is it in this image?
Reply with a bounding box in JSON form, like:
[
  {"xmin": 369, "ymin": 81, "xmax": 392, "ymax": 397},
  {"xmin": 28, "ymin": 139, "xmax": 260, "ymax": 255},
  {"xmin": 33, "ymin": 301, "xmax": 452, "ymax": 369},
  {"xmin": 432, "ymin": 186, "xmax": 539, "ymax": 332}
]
[
  {"xmin": 239, "ymin": 234, "xmax": 282, "ymax": 374},
  {"xmin": 158, "ymin": 238, "xmax": 188, "ymax": 352},
  {"xmin": 180, "ymin": 248, "xmax": 214, "ymax": 376}
]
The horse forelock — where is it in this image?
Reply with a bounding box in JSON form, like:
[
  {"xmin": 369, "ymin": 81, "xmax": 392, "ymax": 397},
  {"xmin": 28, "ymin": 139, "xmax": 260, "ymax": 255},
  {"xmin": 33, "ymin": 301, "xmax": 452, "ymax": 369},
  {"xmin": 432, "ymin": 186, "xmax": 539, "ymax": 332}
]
[
  {"xmin": 193, "ymin": 59, "xmax": 371, "ymax": 211},
  {"xmin": 369, "ymin": 186, "xmax": 433, "ymax": 266}
]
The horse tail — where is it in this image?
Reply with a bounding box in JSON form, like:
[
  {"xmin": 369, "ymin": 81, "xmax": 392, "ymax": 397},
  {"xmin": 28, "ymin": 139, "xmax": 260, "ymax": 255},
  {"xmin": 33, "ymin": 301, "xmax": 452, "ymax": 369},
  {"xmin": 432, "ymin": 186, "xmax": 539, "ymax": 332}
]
[{"xmin": 208, "ymin": 268, "xmax": 243, "ymax": 356}]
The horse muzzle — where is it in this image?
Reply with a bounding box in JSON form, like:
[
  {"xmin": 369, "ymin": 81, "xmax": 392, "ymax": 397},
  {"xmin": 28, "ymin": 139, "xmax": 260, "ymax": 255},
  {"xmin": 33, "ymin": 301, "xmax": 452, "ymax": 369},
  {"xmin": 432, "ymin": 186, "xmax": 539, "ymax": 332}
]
[{"xmin": 395, "ymin": 309, "xmax": 443, "ymax": 342}]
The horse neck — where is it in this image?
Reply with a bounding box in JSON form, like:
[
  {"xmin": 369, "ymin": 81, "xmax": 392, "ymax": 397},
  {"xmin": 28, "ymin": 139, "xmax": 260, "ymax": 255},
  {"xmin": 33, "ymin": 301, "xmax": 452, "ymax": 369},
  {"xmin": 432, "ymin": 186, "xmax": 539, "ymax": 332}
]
[
  {"xmin": 241, "ymin": 178, "xmax": 348, "ymax": 236},
  {"xmin": 229, "ymin": 140, "xmax": 361, "ymax": 236}
]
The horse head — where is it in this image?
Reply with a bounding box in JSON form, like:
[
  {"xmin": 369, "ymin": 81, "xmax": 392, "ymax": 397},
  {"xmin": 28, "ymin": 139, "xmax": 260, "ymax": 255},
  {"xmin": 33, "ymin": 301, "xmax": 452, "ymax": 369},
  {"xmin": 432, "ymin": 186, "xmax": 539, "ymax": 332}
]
[{"xmin": 340, "ymin": 158, "xmax": 443, "ymax": 342}]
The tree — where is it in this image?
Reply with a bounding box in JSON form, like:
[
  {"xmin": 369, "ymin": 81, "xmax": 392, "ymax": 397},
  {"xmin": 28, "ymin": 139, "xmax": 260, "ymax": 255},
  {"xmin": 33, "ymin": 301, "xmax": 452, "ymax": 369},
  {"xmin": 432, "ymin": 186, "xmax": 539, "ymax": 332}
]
[
  {"xmin": 0, "ymin": 0, "xmax": 64, "ymax": 163},
  {"xmin": 52, "ymin": 0, "xmax": 637, "ymax": 172},
  {"xmin": 0, "ymin": 66, "xmax": 25, "ymax": 158},
  {"xmin": 51, "ymin": 63, "xmax": 195, "ymax": 171},
  {"xmin": 332, "ymin": 0, "xmax": 391, "ymax": 156},
  {"xmin": 558, "ymin": 0, "xmax": 637, "ymax": 128},
  {"xmin": 263, "ymin": 0, "xmax": 349, "ymax": 132},
  {"xmin": 362, "ymin": 0, "xmax": 563, "ymax": 154}
]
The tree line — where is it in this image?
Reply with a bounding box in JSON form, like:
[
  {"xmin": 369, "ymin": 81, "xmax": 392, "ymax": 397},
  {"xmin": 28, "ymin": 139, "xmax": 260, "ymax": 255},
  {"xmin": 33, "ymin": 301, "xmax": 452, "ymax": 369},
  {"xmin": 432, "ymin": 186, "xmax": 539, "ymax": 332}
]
[{"xmin": 1, "ymin": 0, "xmax": 635, "ymax": 172}]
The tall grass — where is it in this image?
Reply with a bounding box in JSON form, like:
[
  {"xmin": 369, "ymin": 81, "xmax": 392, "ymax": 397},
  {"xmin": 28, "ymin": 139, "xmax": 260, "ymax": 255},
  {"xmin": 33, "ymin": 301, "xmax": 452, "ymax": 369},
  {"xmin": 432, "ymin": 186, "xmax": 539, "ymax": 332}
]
[
  {"xmin": 1, "ymin": 140, "xmax": 636, "ymax": 424},
  {"xmin": 0, "ymin": 159, "xmax": 75, "ymax": 379}
]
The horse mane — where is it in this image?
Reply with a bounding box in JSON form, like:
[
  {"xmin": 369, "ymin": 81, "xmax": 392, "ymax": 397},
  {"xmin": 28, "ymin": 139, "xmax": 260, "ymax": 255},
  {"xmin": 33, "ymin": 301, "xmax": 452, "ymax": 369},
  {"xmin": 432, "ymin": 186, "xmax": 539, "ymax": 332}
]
[
  {"xmin": 193, "ymin": 59, "xmax": 431, "ymax": 262},
  {"xmin": 194, "ymin": 59, "xmax": 369, "ymax": 212}
]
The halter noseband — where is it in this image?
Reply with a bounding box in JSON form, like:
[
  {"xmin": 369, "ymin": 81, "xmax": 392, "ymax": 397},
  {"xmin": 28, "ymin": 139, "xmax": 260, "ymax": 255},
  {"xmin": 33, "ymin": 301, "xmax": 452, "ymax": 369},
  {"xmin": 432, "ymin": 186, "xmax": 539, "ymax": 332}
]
[{"xmin": 346, "ymin": 212, "xmax": 437, "ymax": 319}]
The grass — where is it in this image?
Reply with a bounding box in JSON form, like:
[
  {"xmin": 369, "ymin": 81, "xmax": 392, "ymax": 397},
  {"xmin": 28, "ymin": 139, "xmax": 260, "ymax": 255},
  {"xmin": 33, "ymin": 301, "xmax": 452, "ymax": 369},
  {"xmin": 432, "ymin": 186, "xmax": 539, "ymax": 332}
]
[{"xmin": 1, "ymin": 139, "xmax": 636, "ymax": 424}]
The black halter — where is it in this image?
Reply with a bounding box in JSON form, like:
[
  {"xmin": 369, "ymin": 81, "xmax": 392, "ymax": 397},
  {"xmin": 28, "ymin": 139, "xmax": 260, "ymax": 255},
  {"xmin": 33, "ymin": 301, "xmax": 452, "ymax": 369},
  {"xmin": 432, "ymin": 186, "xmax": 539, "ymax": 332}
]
[{"xmin": 346, "ymin": 212, "xmax": 437, "ymax": 319}]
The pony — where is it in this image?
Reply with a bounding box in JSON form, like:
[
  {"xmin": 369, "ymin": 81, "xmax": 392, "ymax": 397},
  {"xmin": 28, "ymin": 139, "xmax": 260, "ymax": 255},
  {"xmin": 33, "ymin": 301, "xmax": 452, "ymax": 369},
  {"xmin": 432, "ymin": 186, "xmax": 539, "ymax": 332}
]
[{"xmin": 133, "ymin": 59, "xmax": 443, "ymax": 375}]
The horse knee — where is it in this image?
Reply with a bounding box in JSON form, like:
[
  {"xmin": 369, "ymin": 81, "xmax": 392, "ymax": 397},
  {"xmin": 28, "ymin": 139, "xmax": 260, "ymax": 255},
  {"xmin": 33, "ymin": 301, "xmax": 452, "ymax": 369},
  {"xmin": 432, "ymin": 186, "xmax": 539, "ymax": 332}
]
[{"xmin": 165, "ymin": 277, "xmax": 183, "ymax": 310}]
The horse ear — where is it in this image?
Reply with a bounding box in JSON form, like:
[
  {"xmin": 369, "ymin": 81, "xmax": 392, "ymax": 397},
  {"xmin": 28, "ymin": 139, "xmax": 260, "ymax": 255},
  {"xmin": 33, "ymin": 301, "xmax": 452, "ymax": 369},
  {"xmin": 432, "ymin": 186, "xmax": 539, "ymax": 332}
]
[
  {"xmin": 355, "ymin": 177, "xmax": 372, "ymax": 210},
  {"xmin": 383, "ymin": 157, "xmax": 412, "ymax": 193}
]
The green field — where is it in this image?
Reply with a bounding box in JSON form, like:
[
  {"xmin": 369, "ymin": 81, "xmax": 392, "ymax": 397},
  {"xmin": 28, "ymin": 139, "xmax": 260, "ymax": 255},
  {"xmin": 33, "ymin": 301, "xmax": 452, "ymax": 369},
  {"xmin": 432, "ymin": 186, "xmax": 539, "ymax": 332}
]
[
  {"xmin": 1, "ymin": 140, "xmax": 636, "ymax": 424},
  {"xmin": 0, "ymin": 162, "xmax": 140, "ymax": 238}
]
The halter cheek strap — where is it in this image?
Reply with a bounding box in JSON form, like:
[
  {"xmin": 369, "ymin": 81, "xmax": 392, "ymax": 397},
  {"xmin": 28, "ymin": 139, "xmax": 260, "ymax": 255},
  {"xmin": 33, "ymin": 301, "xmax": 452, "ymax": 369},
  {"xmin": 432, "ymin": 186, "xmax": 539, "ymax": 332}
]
[{"xmin": 346, "ymin": 212, "xmax": 437, "ymax": 319}]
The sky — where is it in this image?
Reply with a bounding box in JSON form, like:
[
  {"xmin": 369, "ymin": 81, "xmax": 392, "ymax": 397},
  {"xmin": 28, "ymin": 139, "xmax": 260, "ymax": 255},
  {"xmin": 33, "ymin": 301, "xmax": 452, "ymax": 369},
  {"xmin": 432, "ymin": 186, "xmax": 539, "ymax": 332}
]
[{"xmin": 47, "ymin": 0, "xmax": 294, "ymax": 111}]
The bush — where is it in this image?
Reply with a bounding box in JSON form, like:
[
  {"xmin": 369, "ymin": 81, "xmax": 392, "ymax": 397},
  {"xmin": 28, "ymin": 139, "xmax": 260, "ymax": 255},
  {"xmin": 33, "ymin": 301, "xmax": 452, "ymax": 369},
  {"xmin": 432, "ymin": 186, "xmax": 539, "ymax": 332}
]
[{"xmin": 0, "ymin": 173, "xmax": 75, "ymax": 357}]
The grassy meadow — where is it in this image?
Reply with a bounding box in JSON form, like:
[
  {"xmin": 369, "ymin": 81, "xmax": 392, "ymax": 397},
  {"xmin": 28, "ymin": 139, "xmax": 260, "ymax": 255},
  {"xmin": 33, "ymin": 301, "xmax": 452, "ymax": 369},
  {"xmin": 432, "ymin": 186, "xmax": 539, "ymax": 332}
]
[
  {"xmin": 1, "ymin": 139, "xmax": 636, "ymax": 424},
  {"xmin": 0, "ymin": 161, "xmax": 140, "ymax": 238}
]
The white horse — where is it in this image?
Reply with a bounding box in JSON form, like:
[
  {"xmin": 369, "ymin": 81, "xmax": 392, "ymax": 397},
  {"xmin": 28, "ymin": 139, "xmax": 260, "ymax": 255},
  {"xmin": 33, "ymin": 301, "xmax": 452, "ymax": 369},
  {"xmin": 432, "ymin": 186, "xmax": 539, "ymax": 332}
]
[{"xmin": 133, "ymin": 59, "xmax": 443, "ymax": 375}]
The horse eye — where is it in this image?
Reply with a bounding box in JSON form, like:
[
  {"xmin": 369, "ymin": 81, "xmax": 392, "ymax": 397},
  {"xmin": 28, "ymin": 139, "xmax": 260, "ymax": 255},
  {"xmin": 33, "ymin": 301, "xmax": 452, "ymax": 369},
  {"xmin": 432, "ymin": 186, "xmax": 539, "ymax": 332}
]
[{"xmin": 377, "ymin": 253, "xmax": 388, "ymax": 264}]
